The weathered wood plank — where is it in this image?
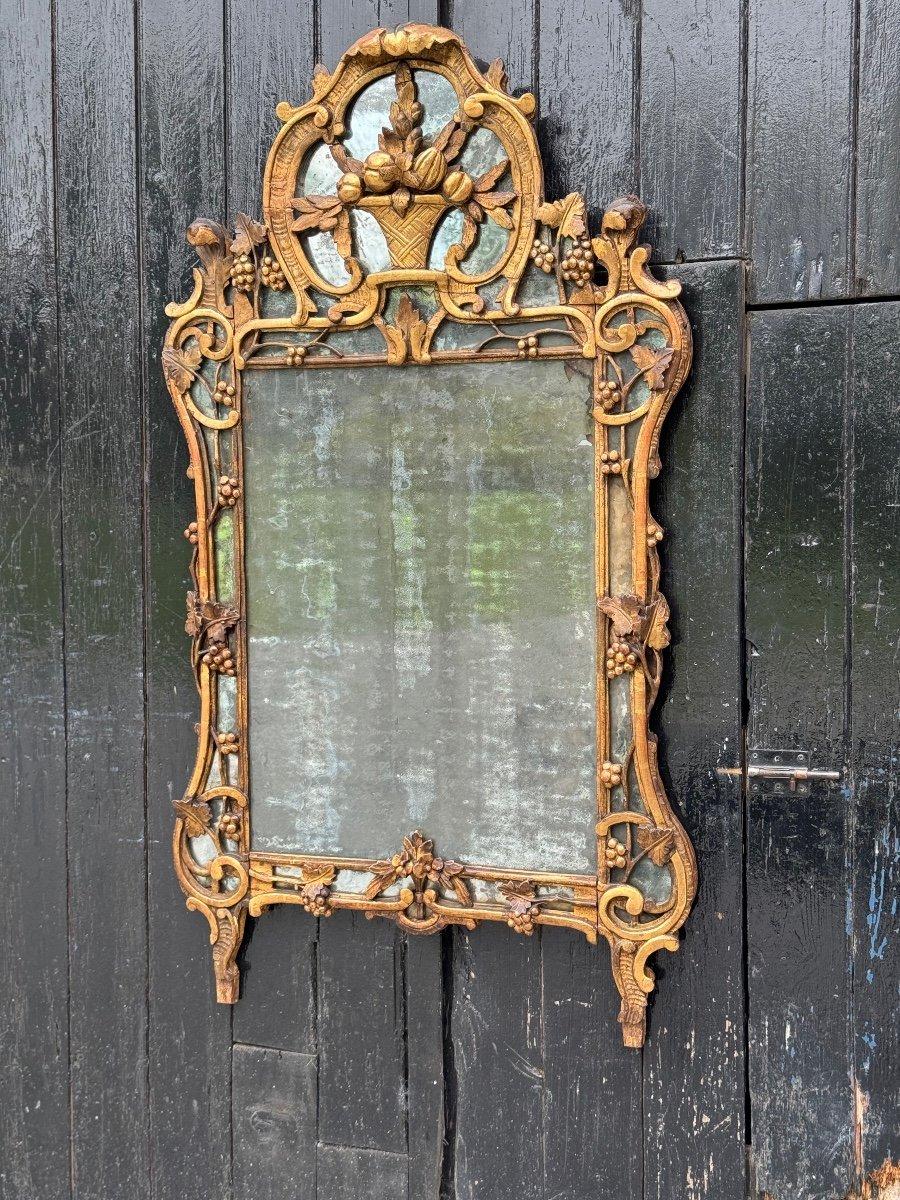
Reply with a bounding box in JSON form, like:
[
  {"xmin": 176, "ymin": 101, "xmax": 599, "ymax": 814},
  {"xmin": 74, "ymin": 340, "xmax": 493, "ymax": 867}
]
[
  {"xmin": 0, "ymin": 1, "xmax": 69, "ymax": 1195},
  {"xmin": 232, "ymin": 1044, "xmax": 318, "ymax": 1200},
  {"xmin": 855, "ymin": 0, "xmax": 900, "ymax": 295},
  {"xmin": 449, "ymin": 925, "xmax": 544, "ymax": 1200},
  {"xmin": 316, "ymin": 913, "xmax": 407, "ymax": 1153},
  {"xmin": 137, "ymin": 1, "xmax": 234, "ymax": 1195},
  {"xmin": 639, "ymin": 0, "xmax": 742, "ymax": 260},
  {"xmin": 541, "ymin": 934, "xmax": 642, "ymax": 1200},
  {"xmin": 316, "ymin": 1145, "xmax": 408, "ymax": 1200},
  {"xmin": 848, "ymin": 302, "xmax": 899, "ymax": 1182},
  {"xmin": 450, "ymin": 0, "xmax": 536, "ymax": 91},
  {"xmin": 537, "ymin": 0, "xmax": 638, "ymax": 211},
  {"xmin": 405, "ymin": 934, "xmax": 444, "ymax": 1200},
  {"xmin": 745, "ymin": 306, "xmax": 852, "ymax": 1199},
  {"xmin": 318, "ymin": 0, "xmax": 440, "ymax": 70},
  {"xmin": 746, "ymin": 0, "xmax": 853, "ymax": 302},
  {"xmin": 227, "ymin": 0, "xmax": 315, "ymax": 216},
  {"xmin": 234, "ymin": 911, "xmax": 318, "ymax": 1053},
  {"xmin": 54, "ymin": 0, "xmax": 150, "ymax": 1193},
  {"xmin": 644, "ymin": 261, "xmax": 746, "ymax": 1200}
]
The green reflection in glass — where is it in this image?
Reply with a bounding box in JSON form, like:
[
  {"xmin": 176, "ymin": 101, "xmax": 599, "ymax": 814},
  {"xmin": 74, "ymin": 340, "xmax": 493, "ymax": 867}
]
[{"xmin": 242, "ymin": 360, "xmax": 596, "ymax": 873}]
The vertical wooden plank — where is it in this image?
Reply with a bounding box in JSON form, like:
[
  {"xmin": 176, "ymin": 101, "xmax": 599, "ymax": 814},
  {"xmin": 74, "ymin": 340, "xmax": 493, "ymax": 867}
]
[
  {"xmin": 541, "ymin": 936, "xmax": 642, "ymax": 1200},
  {"xmin": 745, "ymin": 306, "xmax": 852, "ymax": 1199},
  {"xmin": 136, "ymin": 2, "xmax": 234, "ymax": 1196},
  {"xmin": 449, "ymin": 926, "xmax": 544, "ymax": 1200},
  {"xmin": 316, "ymin": 914, "xmax": 407, "ymax": 1153},
  {"xmin": 0, "ymin": 1, "xmax": 69, "ymax": 1196},
  {"xmin": 318, "ymin": 0, "xmax": 440, "ymax": 70},
  {"xmin": 537, "ymin": 0, "xmax": 638, "ymax": 209},
  {"xmin": 232, "ymin": 1045, "xmax": 317, "ymax": 1200},
  {"xmin": 644, "ymin": 261, "xmax": 747, "ymax": 1200},
  {"xmin": 54, "ymin": 0, "xmax": 149, "ymax": 1193},
  {"xmin": 316, "ymin": 1146, "xmax": 408, "ymax": 1200},
  {"xmin": 404, "ymin": 935, "xmax": 444, "ymax": 1200},
  {"xmin": 639, "ymin": 0, "xmax": 743, "ymax": 260},
  {"xmin": 226, "ymin": 0, "xmax": 315, "ymax": 217},
  {"xmin": 854, "ymin": 0, "xmax": 900, "ymax": 295},
  {"xmin": 848, "ymin": 302, "xmax": 899, "ymax": 1182},
  {"xmin": 746, "ymin": 0, "xmax": 853, "ymax": 302},
  {"xmin": 233, "ymin": 911, "xmax": 318, "ymax": 1052},
  {"xmin": 450, "ymin": 0, "xmax": 536, "ymax": 91}
]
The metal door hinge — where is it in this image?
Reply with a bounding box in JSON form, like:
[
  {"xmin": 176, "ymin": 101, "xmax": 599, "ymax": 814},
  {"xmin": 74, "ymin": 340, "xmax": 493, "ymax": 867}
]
[{"xmin": 746, "ymin": 748, "xmax": 842, "ymax": 795}]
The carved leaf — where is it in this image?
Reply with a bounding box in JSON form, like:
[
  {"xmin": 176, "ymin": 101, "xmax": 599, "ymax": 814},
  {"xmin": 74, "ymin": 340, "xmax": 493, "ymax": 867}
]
[
  {"xmin": 333, "ymin": 208, "xmax": 353, "ymax": 260},
  {"xmin": 630, "ymin": 344, "xmax": 675, "ymax": 391},
  {"xmin": 485, "ymin": 57, "xmax": 508, "ymax": 92},
  {"xmin": 645, "ymin": 594, "xmax": 671, "ymax": 650},
  {"xmin": 174, "ymin": 797, "xmax": 212, "ymax": 839},
  {"xmin": 396, "ymin": 295, "xmax": 427, "ymax": 354},
  {"xmin": 474, "ymin": 158, "xmax": 509, "ymax": 194},
  {"xmin": 299, "ymin": 862, "xmax": 336, "ymax": 888},
  {"xmin": 162, "ymin": 344, "xmax": 203, "ymax": 392},
  {"xmin": 291, "ymin": 196, "xmax": 344, "ymax": 234},
  {"xmin": 364, "ymin": 862, "xmax": 399, "ymax": 900},
  {"xmin": 536, "ymin": 192, "xmax": 587, "ymax": 238},
  {"xmin": 390, "ymin": 186, "xmax": 413, "ymax": 217},
  {"xmin": 598, "ymin": 594, "xmax": 646, "ymax": 637},
  {"xmin": 231, "ymin": 213, "xmax": 266, "ymax": 255},
  {"xmin": 498, "ymin": 879, "xmax": 538, "ymax": 913},
  {"xmin": 459, "ymin": 213, "xmax": 479, "ymax": 253},
  {"xmin": 636, "ymin": 825, "xmax": 676, "ymax": 866},
  {"xmin": 486, "ymin": 205, "xmax": 514, "ymax": 230},
  {"xmin": 330, "ymin": 141, "xmax": 365, "ymax": 177}
]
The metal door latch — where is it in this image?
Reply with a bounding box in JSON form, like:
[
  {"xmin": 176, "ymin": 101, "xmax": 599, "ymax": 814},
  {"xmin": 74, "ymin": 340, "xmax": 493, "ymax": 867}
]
[{"xmin": 746, "ymin": 748, "xmax": 842, "ymax": 795}]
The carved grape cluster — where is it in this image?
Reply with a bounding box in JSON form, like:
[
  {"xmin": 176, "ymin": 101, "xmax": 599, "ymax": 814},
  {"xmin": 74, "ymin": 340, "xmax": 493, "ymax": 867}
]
[
  {"xmin": 183, "ymin": 520, "xmax": 199, "ymax": 545},
  {"xmin": 647, "ymin": 522, "xmax": 663, "ymax": 548},
  {"xmin": 202, "ymin": 643, "xmax": 235, "ymax": 676},
  {"xmin": 561, "ymin": 236, "xmax": 594, "ymax": 285},
  {"xmin": 605, "ymin": 836, "xmax": 628, "ymax": 870},
  {"xmin": 218, "ymin": 475, "xmax": 240, "ymax": 507},
  {"xmin": 260, "ymin": 253, "xmax": 286, "ymax": 290},
  {"xmin": 218, "ymin": 731, "xmax": 239, "ymax": 755},
  {"xmin": 529, "ymin": 236, "xmax": 554, "ymax": 272},
  {"xmin": 230, "ymin": 251, "xmax": 255, "ymax": 292},
  {"xmin": 214, "ymin": 380, "xmax": 236, "ymax": 407},
  {"xmin": 516, "ymin": 334, "xmax": 539, "ymax": 360},
  {"xmin": 596, "ymin": 379, "xmax": 621, "ymax": 413},
  {"xmin": 219, "ymin": 810, "xmax": 242, "ymax": 840},
  {"xmin": 600, "ymin": 760, "xmax": 623, "ymax": 788},
  {"xmin": 599, "ymin": 449, "xmax": 622, "ymax": 475},
  {"xmin": 606, "ymin": 638, "xmax": 637, "ymax": 678},
  {"xmin": 286, "ymin": 345, "xmax": 306, "ymax": 366},
  {"xmin": 302, "ymin": 887, "xmax": 332, "ymax": 917},
  {"xmin": 506, "ymin": 907, "xmax": 536, "ymax": 935}
]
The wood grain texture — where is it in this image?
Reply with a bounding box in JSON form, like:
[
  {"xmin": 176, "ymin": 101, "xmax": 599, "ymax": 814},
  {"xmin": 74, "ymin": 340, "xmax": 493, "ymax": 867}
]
[
  {"xmin": 745, "ymin": 306, "xmax": 853, "ymax": 1199},
  {"xmin": 746, "ymin": 0, "xmax": 853, "ymax": 302},
  {"xmin": 316, "ymin": 913, "xmax": 407, "ymax": 1153},
  {"xmin": 0, "ymin": 1, "xmax": 69, "ymax": 1196},
  {"xmin": 449, "ymin": 0, "xmax": 536, "ymax": 92},
  {"xmin": 232, "ymin": 1044, "xmax": 318, "ymax": 1200},
  {"xmin": 848, "ymin": 303, "xmax": 899, "ymax": 1181},
  {"xmin": 137, "ymin": 1, "xmax": 234, "ymax": 1195},
  {"xmin": 234, "ymin": 911, "xmax": 318, "ymax": 1052},
  {"xmin": 317, "ymin": 0, "xmax": 440, "ymax": 69},
  {"xmin": 449, "ymin": 926, "xmax": 544, "ymax": 1200},
  {"xmin": 541, "ymin": 935, "xmax": 642, "ymax": 1200},
  {"xmin": 404, "ymin": 935, "xmax": 444, "ymax": 1200},
  {"xmin": 639, "ymin": 0, "xmax": 742, "ymax": 260},
  {"xmin": 537, "ymin": 0, "xmax": 638, "ymax": 212},
  {"xmin": 645, "ymin": 261, "xmax": 746, "ymax": 1200},
  {"xmin": 315, "ymin": 1145, "xmax": 408, "ymax": 1200},
  {"xmin": 227, "ymin": 0, "xmax": 316, "ymax": 215},
  {"xmin": 54, "ymin": 0, "xmax": 149, "ymax": 1194},
  {"xmin": 854, "ymin": 0, "xmax": 900, "ymax": 295}
]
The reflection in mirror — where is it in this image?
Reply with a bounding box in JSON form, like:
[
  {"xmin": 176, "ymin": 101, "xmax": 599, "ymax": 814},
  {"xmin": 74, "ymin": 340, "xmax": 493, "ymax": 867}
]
[{"xmin": 242, "ymin": 360, "xmax": 596, "ymax": 876}]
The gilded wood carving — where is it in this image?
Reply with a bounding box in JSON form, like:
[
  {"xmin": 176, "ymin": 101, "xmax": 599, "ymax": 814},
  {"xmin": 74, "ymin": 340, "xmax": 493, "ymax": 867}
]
[{"xmin": 163, "ymin": 24, "xmax": 696, "ymax": 1047}]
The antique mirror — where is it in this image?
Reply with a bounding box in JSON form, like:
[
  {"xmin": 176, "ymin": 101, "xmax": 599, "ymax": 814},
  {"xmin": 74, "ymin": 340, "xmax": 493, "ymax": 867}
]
[{"xmin": 163, "ymin": 24, "xmax": 696, "ymax": 1047}]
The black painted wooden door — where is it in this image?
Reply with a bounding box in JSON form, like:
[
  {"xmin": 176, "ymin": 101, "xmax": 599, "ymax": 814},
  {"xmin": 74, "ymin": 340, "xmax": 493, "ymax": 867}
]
[{"xmin": 1, "ymin": 2, "xmax": 897, "ymax": 1199}]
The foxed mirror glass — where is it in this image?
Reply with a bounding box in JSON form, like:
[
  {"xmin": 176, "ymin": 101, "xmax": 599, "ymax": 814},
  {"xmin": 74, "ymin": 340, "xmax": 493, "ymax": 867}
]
[{"xmin": 163, "ymin": 23, "xmax": 696, "ymax": 1046}]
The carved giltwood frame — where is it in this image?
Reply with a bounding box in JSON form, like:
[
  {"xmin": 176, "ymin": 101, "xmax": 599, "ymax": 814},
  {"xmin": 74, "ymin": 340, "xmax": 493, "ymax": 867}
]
[{"xmin": 163, "ymin": 24, "xmax": 696, "ymax": 1047}]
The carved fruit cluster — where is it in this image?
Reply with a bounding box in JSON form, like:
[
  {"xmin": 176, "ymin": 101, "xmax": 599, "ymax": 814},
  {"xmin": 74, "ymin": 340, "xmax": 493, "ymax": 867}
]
[
  {"xmin": 218, "ymin": 475, "xmax": 240, "ymax": 507},
  {"xmin": 600, "ymin": 760, "xmax": 623, "ymax": 788},
  {"xmin": 183, "ymin": 520, "xmax": 199, "ymax": 545},
  {"xmin": 517, "ymin": 334, "xmax": 539, "ymax": 360},
  {"xmin": 230, "ymin": 251, "xmax": 255, "ymax": 292},
  {"xmin": 599, "ymin": 449, "xmax": 622, "ymax": 476},
  {"xmin": 218, "ymin": 731, "xmax": 239, "ymax": 755},
  {"xmin": 214, "ymin": 380, "xmax": 236, "ymax": 407},
  {"xmin": 506, "ymin": 907, "xmax": 536, "ymax": 935},
  {"xmin": 605, "ymin": 836, "xmax": 628, "ymax": 870},
  {"xmin": 529, "ymin": 236, "xmax": 554, "ymax": 272},
  {"xmin": 561, "ymin": 236, "xmax": 594, "ymax": 286},
  {"xmin": 302, "ymin": 887, "xmax": 331, "ymax": 917},
  {"xmin": 202, "ymin": 643, "xmax": 235, "ymax": 676},
  {"xmin": 606, "ymin": 638, "xmax": 637, "ymax": 678},
  {"xmin": 219, "ymin": 811, "xmax": 242, "ymax": 840},
  {"xmin": 286, "ymin": 346, "xmax": 306, "ymax": 366},
  {"xmin": 596, "ymin": 379, "xmax": 621, "ymax": 413},
  {"xmin": 647, "ymin": 523, "xmax": 663, "ymax": 548},
  {"xmin": 260, "ymin": 254, "xmax": 285, "ymax": 290}
]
